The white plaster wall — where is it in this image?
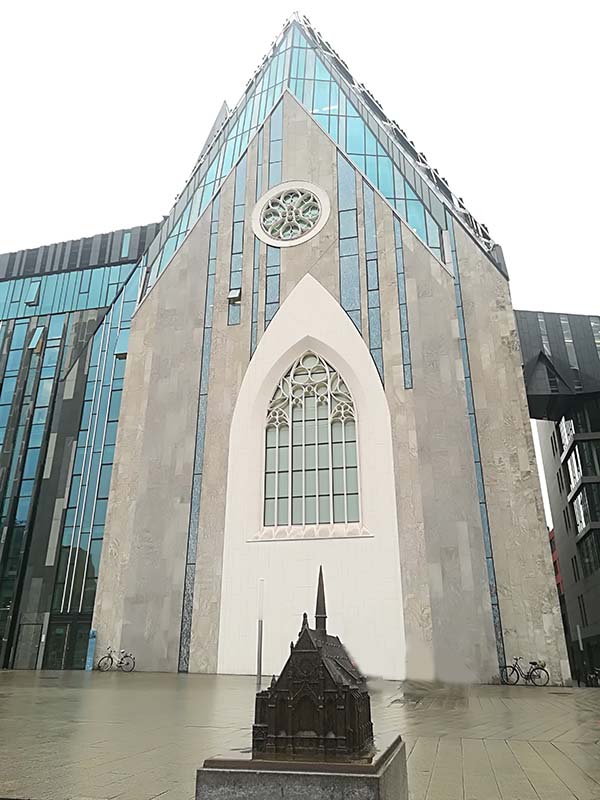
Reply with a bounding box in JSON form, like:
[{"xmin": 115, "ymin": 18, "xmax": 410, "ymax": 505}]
[{"xmin": 217, "ymin": 274, "xmax": 405, "ymax": 680}]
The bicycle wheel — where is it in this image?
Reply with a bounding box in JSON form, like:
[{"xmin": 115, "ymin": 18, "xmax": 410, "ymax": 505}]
[
  {"xmin": 500, "ymin": 665, "xmax": 520, "ymax": 685},
  {"xmin": 530, "ymin": 667, "xmax": 549, "ymax": 686},
  {"xmin": 97, "ymin": 655, "xmax": 113, "ymax": 672},
  {"xmin": 120, "ymin": 655, "xmax": 135, "ymax": 672}
]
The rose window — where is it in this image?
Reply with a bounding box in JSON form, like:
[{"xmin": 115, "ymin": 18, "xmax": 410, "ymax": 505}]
[{"xmin": 260, "ymin": 189, "xmax": 321, "ymax": 242}]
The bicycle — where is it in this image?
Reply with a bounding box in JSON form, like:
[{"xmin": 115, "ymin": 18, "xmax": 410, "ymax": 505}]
[
  {"xmin": 587, "ymin": 667, "xmax": 600, "ymax": 687},
  {"xmin": 500, "ymin": 656, "xmax": 549, "ymax": 686},
  {"xmin": 97, "ymin": 646, "xmax": 136, "ymax": 672}
]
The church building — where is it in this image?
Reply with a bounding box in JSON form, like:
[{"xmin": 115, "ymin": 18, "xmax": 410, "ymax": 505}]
[{"xmin": 0, "ymin": 16, "xmax": 569, "ymax": 683}]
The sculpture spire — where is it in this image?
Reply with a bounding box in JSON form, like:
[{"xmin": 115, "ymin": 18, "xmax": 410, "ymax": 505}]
[{"xmin": 315, "ymin": 565, "xmax": 327, "ymax": 633}]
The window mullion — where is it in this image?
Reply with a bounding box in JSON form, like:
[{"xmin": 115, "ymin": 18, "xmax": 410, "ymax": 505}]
[
  {"xmin": 315, "ymin": 390, "xmax": 320, "ymax": 524},
  {"xmin": 274, "ymin": 424, "xmax": 279, "ymax": 526},
  {"xmin": 342, "ymin": 417, "xmax": 348, "ymax": 524},
  {"xmin": 288, "ymin": 392, "xmax": 292, "ymax": 526},
  {"xmin": 328, "ymin": 371, "xmax": 334, "ymax": 524},
  {"xmin": 301, "ymin": 391, "xmax": 306, "ymax": 526}
]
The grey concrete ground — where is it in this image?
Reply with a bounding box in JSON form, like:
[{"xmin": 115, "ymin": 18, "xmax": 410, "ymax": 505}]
[{"xmin": 1, "ymin": 671, "xmax": 600, "ymax": 800}]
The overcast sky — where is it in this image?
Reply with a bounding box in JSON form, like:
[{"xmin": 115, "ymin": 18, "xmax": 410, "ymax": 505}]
[{"xmin": 1, "ymin": 0, "xmax": 598, "ymax": 321}]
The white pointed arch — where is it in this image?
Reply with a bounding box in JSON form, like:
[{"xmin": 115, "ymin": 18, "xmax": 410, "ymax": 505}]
[{"xmin": 216, "ymin": 274, "xmax": 406, "ymax": 679}]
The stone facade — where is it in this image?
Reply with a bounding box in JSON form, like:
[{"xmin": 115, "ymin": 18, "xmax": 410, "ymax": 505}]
[{"xmin": 94, "ymin": 86, "xmax": 568, "ymax": 683}]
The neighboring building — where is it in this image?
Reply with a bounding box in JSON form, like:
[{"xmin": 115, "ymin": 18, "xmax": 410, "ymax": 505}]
[
  {"xmin": 517, "ymin": 310, "xmax": 600, "ymax": 676},
  {"xmin": 0, "ymin": 224, "xmax": 160, "ymax": 669},
  {"xmin": 0, "ymin": 16, "xmax": 569, "ymax": 683}
]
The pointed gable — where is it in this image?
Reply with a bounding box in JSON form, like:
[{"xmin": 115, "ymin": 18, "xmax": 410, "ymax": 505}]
[{"xmin": 137, "ymin": 15, "xmax": 505, "ymax": 305}]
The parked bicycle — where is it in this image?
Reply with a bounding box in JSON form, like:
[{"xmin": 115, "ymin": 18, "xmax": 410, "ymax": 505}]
[
  {"xmin": 97, "ymin": 646, "xmax": 135, "ymax": 672},
  {"xmin": 587, "ymin": 667, "xmax": 600, "ymax": 687},
  {"xmin": 500, "ymin": 656, "xmax": 549, "ymax": 686}
]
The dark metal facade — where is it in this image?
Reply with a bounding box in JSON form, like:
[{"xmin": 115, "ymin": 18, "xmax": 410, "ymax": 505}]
[{"xmin": 516, "ymin": 310, "xmax": 600, "ymax": 677}]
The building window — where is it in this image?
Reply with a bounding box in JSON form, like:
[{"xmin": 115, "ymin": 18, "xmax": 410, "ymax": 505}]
[
  {"xmin": 578, "ymin": 594, "xmax": 589, "ymax": 627},
  {"xmin": 228, "ymin": 155, "xmax": 247, "ymax": 326},
  {"xmin": 590, "ymin": 316, "xmax": 600, "ymax": 361},
  {"xmin": 264, "ymin": 351, "xmax": 359, "ymax": 527},
  {"xmin": 537, "ymin": 312, "xmax": 551, "ymax": 357},
  {"xmin": 559, "ymin": 417, "xmax": 575, "ymax": 449},
  {"xmin": 578, "ymin": 530, "xmax": 600, "ymax": 577},
  {"xmin": 572, "ymin": 555, "xmax": 580, "ymax": 582},
  {"xmin": 260, "ymin": 187, "xmax": 321, "ymax": 242}
]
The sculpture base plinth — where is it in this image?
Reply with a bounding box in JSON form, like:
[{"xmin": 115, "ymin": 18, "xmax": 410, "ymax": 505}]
[{"xmin": 196, "ymin": 733, "xmax": 407, "ymax": 800}]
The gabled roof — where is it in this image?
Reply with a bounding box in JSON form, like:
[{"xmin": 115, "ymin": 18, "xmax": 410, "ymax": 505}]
[{"xmin": 136, "ymin": 14, "xmax": 506, "ymax": 304}]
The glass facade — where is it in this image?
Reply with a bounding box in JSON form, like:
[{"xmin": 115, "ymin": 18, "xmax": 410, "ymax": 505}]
[
  {"xmin": 227, "ymin": 156, "xmax": 247, "ymax": 325},
  {"xmin": 53, "ymin": 268, "xmax": 140, "ymax": 617},
  {"xmin": 394, "ymin": 218, "xmax": 412, "ymax": 389},
  {"xmin": 179, "ymin": 196, "xmax": 221, "ymax": 672},
  {"xmin": 591, "ymin": 316, "xmax": 600, "ymax": 361},
  {"xmin": 250, "ymin": 135, "xmax": 264, "ymax": 354},
  {"xmin": 538, "ymin": 312, "xmax": 551, "ymax": 357},
  {"xmin": 0, "ymin": 223, "xmax": 145, "ymax": 668},
  {"xmin": 264, "ymin": 246, "xmax": 280, "ymax": 327},
  {"xmin": 579, "ymin": 530, "xmax": 600, "ymax": 577},
  {"xmin": 362, "ymin": 183, "xmax": 383, "ymax": 380},
  {"xmin": 0, "ymin": 263, "xmax": 130, "ymax": 321},
  {"xmin": 138, "ymin": 20, "xmax": 483, "ymax": 313},
  {"xmin": 337, "ymin": 154, "xmax": 361, "ymax": 331}
]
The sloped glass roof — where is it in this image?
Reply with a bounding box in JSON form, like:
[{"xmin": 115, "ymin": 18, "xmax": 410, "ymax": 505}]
[{"xmin": 138, "ymin": 17, "xmax": 499, "ymax": 302}]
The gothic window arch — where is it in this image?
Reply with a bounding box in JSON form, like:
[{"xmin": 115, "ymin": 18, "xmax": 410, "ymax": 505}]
[{"xmin": 264, "ymin": 352, "xmax": 359, "ymax": 527}]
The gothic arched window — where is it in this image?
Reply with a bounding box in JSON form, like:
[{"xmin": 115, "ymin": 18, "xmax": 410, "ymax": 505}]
[{"xmin": 264, "ymin": 352, "xmax": 359, "ymax": 527}]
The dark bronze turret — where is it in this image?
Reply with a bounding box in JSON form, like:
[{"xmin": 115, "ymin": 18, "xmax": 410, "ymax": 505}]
[{"xmin": 252, "ymin": 567, "xmax": 374, "ymax": 761}]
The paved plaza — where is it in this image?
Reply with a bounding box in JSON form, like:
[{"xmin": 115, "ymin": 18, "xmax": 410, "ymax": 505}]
[{"xmin": 1, "ymin": 671, "xmax": 600, "ymax": 800}]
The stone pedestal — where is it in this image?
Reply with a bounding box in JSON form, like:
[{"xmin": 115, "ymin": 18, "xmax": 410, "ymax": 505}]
[{"xmin": 196, "ymin": 733, "xmax": 407, "ymax": 800}]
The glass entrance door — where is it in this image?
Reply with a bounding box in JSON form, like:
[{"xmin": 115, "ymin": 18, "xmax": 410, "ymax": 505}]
[
  {"xmin": 43, "ymin": 620, "xmax": 90, "ymax": 669},
  {"xmin": 12, "ymin": 623, "xmax": 43, "ymax": 668}
]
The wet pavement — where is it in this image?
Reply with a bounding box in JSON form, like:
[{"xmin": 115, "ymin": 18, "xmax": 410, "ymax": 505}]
[{"xmin": 1, "ymin": 670, "xmax": 600, "ymax": 800}]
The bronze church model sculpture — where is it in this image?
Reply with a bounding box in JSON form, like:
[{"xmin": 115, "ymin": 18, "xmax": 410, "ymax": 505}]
[{"xmin": 252, "ymin": 567, "xmax": 374, "ymax": 760}]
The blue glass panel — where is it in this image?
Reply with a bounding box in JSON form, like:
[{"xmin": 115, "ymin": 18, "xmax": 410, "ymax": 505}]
[
  {"xmin": 340, "ymin": 238, "xmax": 359, "ymax": 257},
  {"xmin": 5, "ymin": 350, "xmax": 22, "ymax": 372},
  {"xmin": 23, "ymin": 449, "xmax": 40, "ymax": 479},
  {"xmin": 365, "ymin": 127, "xmax": 377, "ymax": 155},
  {"xmin": 228, "ymin": 304, "xmax": 241, "ymax": 325},
  {"xmin": 339, "ymin": 211, "xmax": 357, "ymax": 239},
  {"xmin": 379, "ymin": 157, "xmax": 394, "ymax": 199},
  {"xmin": 369, "ymin": 307, "xmax": 382, "ymax": 348},
  {"xmin": 407, "ymin": 201, "xmax": 427, "ymax": 241},
  {"xmin": 108, "ymin": 390, "xmax": 122, "ymax": 421},
  {"xmin": 25, "ymin": 282, "xmax": 41, "ymax": 306},
  {"xmin": 426, "ymin": 211, "xmax": 441, "ymax": 251},
  {"xmin": 346, "ymin": 116, "xmax": 365, "ymax": 154},
  {"xmin": 28, "ymin": 327, "xmax": 44, "ymax": 351},
  {"xmin": 42, "ymin": 346, "xmax": 59, "ymax": 369},
  {"xmin": 15, "ymin": 496, "xmax": 31, "ymax": 524},
  {"xmin": 0, "ymin": 377, "xmax": 16, "ymax": 404},
  {"xmin": 313, "ymin": 81, "xmax": 329, "ymax": 112},
  {"xmin": 121, "ymin": 231, "xmax": 131, "ymax": 258},
  {"xmin": 340, "ymin": 257, "xmax": 360, "ymax": 310},
  {"xmin": 98, "ymin": 465, "xmax": 112, "ymax": 499},
  {"xmin": 266, "ymin": 275, "xmax": 280, "ymax": 304},
  {"xmin": 36, "ymin": 379, "xmax": 53, "ymax": 407},
  {"xmin": 11, "ymin": 323, "xmax": 28, "ymax": 350}
]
